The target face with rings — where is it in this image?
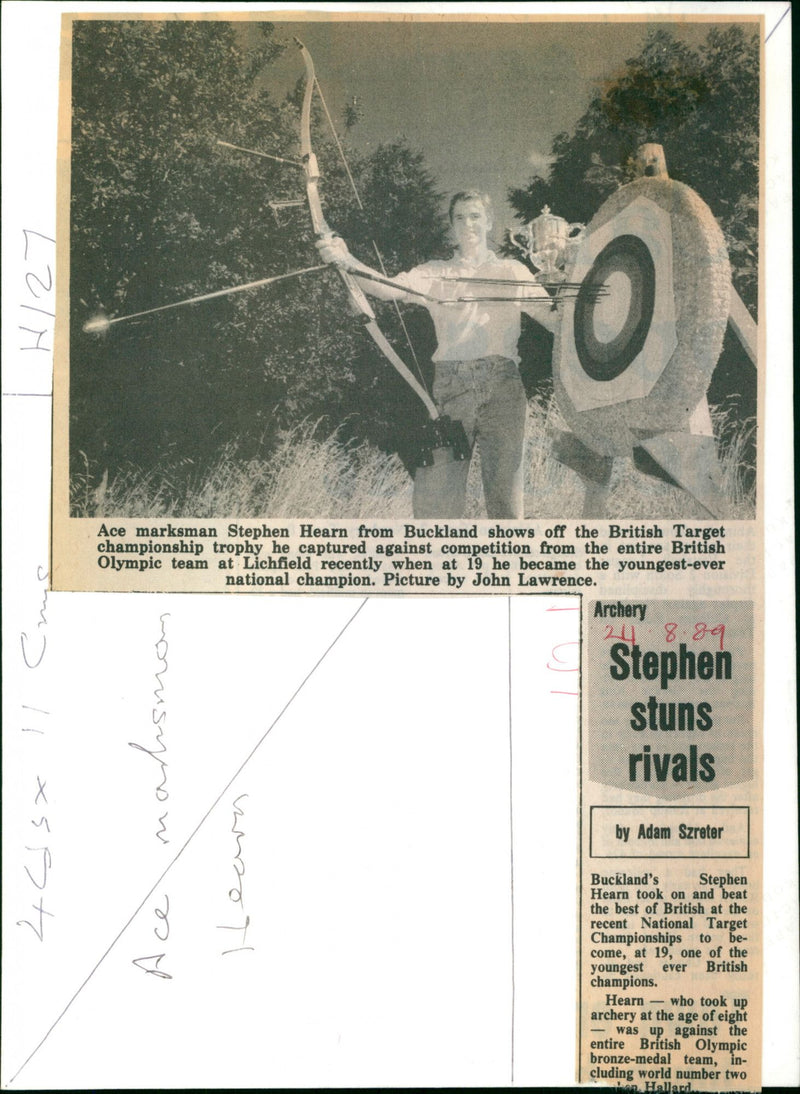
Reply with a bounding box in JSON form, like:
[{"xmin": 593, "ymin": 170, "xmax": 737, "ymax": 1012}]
[
  {"xmin": 553, "ymin": 180, "xmax": 731, "ymax": 458},
  {"xmin": 574, "ymin": 234, "xmax": 655, "ymax": 382},
  {"xmin": 557, "ymin": 194, "xmax": 677, "ymax": 415}
]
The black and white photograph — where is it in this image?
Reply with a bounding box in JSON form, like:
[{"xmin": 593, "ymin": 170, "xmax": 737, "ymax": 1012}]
[{"xmin": 61, "ymin": 13, "xmax": 759, "ymax": 524}]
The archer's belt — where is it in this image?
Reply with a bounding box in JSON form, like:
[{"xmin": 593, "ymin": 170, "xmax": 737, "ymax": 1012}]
[{"xmin": 432, "ymin": 356, "xmax": 521, "ymax": 410}]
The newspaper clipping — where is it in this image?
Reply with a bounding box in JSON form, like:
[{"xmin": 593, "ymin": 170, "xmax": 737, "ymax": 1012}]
[{"xmin": 3, "ymin": 3, "xmax": 795, "ymax": 1091}]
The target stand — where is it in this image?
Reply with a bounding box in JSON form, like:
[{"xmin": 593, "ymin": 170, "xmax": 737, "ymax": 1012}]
[{"xmin": 552, "ymin": 150, "xmax": 752, "ymax": 519}]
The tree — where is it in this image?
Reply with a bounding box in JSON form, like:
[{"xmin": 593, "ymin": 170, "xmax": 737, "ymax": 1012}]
[
  {"xmin": 70, "ymin": 19, "xmax": 289, "ymax": 472},
  {"xmin": 69, "ymin": 20, "xmax": 448, "ymax": 482},
  {"xmin": 508, "ymin": 26, "xmax": 759, "ymax": 310}
]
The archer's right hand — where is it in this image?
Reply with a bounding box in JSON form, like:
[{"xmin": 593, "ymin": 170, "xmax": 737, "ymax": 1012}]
[{"xmin": 315, "ymin": 234, "xmax": 352, "ymax": 268}]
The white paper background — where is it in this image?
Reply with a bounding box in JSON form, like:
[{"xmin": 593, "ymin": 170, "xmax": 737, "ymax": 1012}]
[{"xmin": 2, "ymin": 2, "xmax": 796, "ymax": 1089}]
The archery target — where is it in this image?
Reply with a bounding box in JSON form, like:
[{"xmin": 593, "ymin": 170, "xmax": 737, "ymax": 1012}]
[
  {"xmin": 560, "ymin": 195, "xmax": 676, "ymax": 412},
  {"xmin": 573, "ymin": 234, "xmax": 655, "ymax": 382},
  {"xmin": 554, "ymin": 178, "xmax": 731, "ymax": 457}
]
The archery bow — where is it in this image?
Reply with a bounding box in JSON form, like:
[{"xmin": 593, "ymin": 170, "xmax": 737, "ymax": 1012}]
[
  {"xmin": 295, "ymin": 40, "xmax": 439, "ymax": 418},
  {"xmin": 83, "ymin": 41, "xmax": 539, "ymax": 464},
  {"xmin": 294, "ymin": 39, "xmax": 470, "ymax": 465}
]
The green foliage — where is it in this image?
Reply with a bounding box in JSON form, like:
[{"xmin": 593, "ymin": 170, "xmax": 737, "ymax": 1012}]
[
  {"xmin": 508, "ymin": 26, "xmax": 759, "ymax": 309},
  {"xmin": 70, "ymin": 20, "xmax": 447, "ymax": 485}
]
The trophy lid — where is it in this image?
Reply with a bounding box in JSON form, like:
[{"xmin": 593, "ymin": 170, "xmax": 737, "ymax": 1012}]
[{"xmin": 533, "ymin": 204, "xmax": 563, "ymax": 227}]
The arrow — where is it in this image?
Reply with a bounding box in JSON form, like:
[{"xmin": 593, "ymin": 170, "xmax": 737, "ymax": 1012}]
[
  {"xmin": 216, "ymin": 139, "xmax": 302, "ymax": 168},
  {"xmin": 82, "ymin": 265, "xmax": 326, "ymax": 333}
]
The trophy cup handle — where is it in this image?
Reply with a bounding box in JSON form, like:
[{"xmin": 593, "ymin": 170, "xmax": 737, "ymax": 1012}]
[
  {"xmin": 508, "ymin": 226, "xmax": 533, "ymax": 255},
  {"xmin": 563, "ymin": 223, "xmax": 586, "ymax": 271}
]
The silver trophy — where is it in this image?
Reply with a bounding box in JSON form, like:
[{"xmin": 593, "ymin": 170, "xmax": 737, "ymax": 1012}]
[{"xmin": 508, "ymin": 205, "xmax": 586, "ymax": 283}]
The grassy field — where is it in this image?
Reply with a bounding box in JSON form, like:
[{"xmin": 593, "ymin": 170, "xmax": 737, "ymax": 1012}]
[{"xmin": 71, "ymin": 394, "xmax": 756, "ymax": 520}]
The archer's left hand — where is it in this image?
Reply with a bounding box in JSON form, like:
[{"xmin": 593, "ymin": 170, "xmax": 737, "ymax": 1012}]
[{"xmin": 315, "ymin": 234, "xmax": 352, "ymax": 268}]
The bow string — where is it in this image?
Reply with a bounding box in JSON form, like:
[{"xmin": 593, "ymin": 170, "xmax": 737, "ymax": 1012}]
[{"xmin": 295, "ymin": 38, "xmax": 440, "ymax": 421}]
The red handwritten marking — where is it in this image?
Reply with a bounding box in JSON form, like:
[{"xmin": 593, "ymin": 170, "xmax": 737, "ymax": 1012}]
[
  {"xmin": 545, "ymin": 606, "xmax": 580, "ymax": 697},
  {"xmin": 694, "ymin": 622, "xmax": 726, "ymax": 650},
  {"xmin": 602, "ymin": 623, "xmax": 635, "ymax": 645},
  {"xmin": 665, "ymin": 622, "xmax": 726, "ymax": 650},
  {"xmin": 547, "ymin": 640, "xmax": 579, "ymax": 673}
]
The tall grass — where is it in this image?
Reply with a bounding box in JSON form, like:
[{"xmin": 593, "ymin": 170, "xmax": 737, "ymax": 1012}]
[{"xmin": 71, "ymin": 394, "xmax": 756, "ymax": 519}]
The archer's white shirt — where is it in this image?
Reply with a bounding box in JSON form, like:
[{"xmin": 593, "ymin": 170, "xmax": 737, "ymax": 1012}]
[{"xmin": 394, "ymin": 250, "xmax": 552, "ymax": 363}]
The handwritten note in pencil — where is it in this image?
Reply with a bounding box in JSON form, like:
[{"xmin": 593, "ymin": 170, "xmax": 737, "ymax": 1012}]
[{"xmin": 3, "ymin": 595, "xmax": 578, "ymax": 1088}]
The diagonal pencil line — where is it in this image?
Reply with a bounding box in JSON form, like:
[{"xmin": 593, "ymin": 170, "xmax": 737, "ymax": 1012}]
[
  {"xmin": 9, "ymin": 597, "xmax": 370, "ymax": 1086},
  {"xmin": 765, "ymin": 3, "xmax": 790, "ymax": 42}
]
